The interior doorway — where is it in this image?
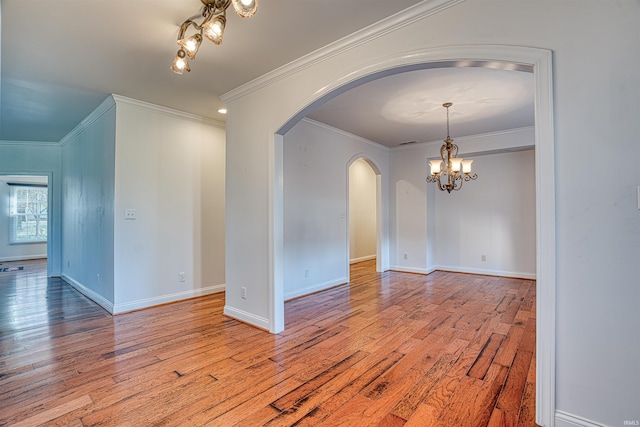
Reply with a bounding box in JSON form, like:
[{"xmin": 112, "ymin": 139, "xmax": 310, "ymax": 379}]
[
  {"xmin": 0, "ymin": 175, "xmax": 49, "ymax": 268},
  {"xmin": 348, "ymin": 158, "xmax": 378, "ymax": 273},
  {"xmin": 270, "ymin": 46, "xmax": 555, "ymax": 426}
]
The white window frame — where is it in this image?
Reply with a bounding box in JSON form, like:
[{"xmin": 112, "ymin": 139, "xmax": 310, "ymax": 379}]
[{"xmin": 9, "ymin": 183, "xmax": 48, "ymax": 244}]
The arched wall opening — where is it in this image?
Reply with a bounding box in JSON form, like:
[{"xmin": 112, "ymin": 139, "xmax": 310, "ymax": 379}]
[
  {"xmin": 270, "ymin": 46, "xmax": 555, "ymax": 425},
  {"xmin": 347, "ymin": 156, "xmax": 382, "ymax": 276},
  {"xmin": 279, "ymin": 120, "xmax": 388, "ymax": 302}
]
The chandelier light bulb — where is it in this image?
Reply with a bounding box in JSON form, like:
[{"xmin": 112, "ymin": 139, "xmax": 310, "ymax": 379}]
[
  {"xmin": 232, "ymin": 0, "xmax": 258, "ymax": 18},
  {"xmin": 450, "ymin": 158, "xmax": 463, "ymax": 173},
  {"xmin": 462, "ymin": 159, "xmax": 474, "ymax": 174},
  {"xmin": 203, "ymin": 14, "xmax": 226, "ymax": 45},
  {"xmin": 429, "ymin": 160, "xmax": 442, "ymax": 175},
  {"xmin": 185, "ymin": 37, "xmax": 198, "ymax": 51},
  {"xmin": 170, "ymin": 49, "xmax": 191, "ymax": 74},
  {"xmin": 178, "ymin": 33, "xmax": 202, "ymax": 59}
]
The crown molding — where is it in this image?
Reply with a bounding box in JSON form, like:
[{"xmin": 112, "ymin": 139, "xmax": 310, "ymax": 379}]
[
  {"xmin": 300, "ymin": 118, "xmax": 390, "ymax": 152},
  {"xmin": 60, "ymin": 94, "xmax": 225, "ymax": 148},
  {"xmin": 112, "ymin": 95, "xmax": 226, "ymax": 129},
  {"xmin": 0, "ymin": 140, "xmax": 60, "ymax": 147},
  {"xmin": 392, "ymin": 126, "xmax": 535, "ymax": 152},
  {"xmin": 221, "ymin": 0, "xmax": 466, "ymax": 103},
  {"xmin": 59, "ymin": 96, "xmax": 116, "ymax": 147}
]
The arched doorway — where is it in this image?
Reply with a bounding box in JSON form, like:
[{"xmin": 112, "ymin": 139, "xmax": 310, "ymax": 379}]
[
  {"xmin": 348, "ymin": 157, "xmax": 381, "ymax": 276},
  {"xmin": 269, "ymin": 46, "xmax": 555, "ymax": 425}
]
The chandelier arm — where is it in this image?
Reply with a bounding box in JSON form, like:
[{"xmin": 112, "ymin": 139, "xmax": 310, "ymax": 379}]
[
  {"xmin": 438, "ymin": 175, "xmax": 446, "ymax": 192},
  {"xmin": 200, "ymin": 0, "xmax": 229, "ymax": 23},
  {"xmin": 454, "ymin": 174, "xmax": 463, "ymax": 191},
  {"xmin": 201, "ymin": 0, "xmax": 231, "ymax": 11},
  {"xmin": 177, "ymin": 20, "xmax": 198, "ymax": 39}
]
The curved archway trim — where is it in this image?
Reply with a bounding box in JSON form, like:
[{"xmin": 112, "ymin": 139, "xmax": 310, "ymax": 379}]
[{"xmin": 269, "ymin": 44, "xmax": 555, "ymax": 426}]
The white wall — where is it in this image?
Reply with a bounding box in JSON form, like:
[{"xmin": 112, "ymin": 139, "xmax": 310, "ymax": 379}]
[
  {"xmin": 0, "ymin": 175, "xmax": 48, "ymax": 261},
  {"xmin": 434, "ymin": 149, "xmax": 536, "ymax": 278},
  {"xmin": 282, "ymin": 119, "xmax": 387, "ymax": 300},
  {"xmin": 390, "ymin": 128, "xmax": 535, "ymax": 275},
  {"xmin": 112, "ymin": 96, "xmax": 226, "ymax": 313},
  {"xmin": 223, "ymin": 1, "xmax": 640, "ymax": 425},
  {"xmin": 58, "ymin": 95, "xmax": 226, "ymax": 314},
  {"xmin": 61, "ymin": 98, "xmax": 116, "ymax": 308},
  {"xmin": 389, "ymin": 142, "xmax": 430, "ymax": 274},
  {"xmin": 0, "ymin": 142, "xmax": 61, "ymax": 275},
  {"xmin": 349, "ymin": 159, "xmax": 376, "ymax": 263}
]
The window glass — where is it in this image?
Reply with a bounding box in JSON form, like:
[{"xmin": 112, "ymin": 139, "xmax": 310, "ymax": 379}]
[{"xmin": 9, "ymin": 185, "xmax": 48, "ymax": 243}]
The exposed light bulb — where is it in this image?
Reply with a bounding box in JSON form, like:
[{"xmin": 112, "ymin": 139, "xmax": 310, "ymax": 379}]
[
  {"xmin": 203, "ymin": 14, "xmax": 226, "ymax": 45},
  {"xmin": 170, "ymin": 49, "xmax": 190, "ymax": 74},
  {"xmin": 185, "ymin": 39, "xmax": 197, "ymax": 51},
  {"xmin": 178, "ymin": 33, "xmax": 202, "ymax": 59},
  {"xmin": 232, "ymin": 0, "xmax": 257, "ymax": 18}
]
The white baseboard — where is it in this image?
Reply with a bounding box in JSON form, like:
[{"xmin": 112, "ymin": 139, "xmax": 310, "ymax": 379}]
[
  {"xmin": 389, "ymin": 265, "xmax": 434, "ymax": 275},
  {"xmin": 223, "ymin": 305, "xmax": 270, "ymax": 330},
  {"xmin": 349, "ymin": 255, "xmax": 376, "ymax": 264},
  {"xmin": 434, "ymin": 265, "xmax": 536, "ymax": 280},
  {"xmin": 556, "ymin": 411, "xmax": 607, "ymax": 427},
  {"xmin": 113, "ymin": 284, "xmax": 225, "ymax": 314},
  {"xmin": 61, "ymin": 274, "xmax": 114, "ymax": 314},
  {"xmin": 61, "ymin": 274, "xmax": 225, "ymax": 315},
  {"xmin": 284, "ymin": 277, "xmax": 348, "ymax": 301},
  {"xmin": 0, "ymin": 255, "xmax": 47, "ymax": 262}
]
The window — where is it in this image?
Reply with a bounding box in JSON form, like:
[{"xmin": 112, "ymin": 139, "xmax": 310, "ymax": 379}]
[{"xmin": 9, "ymin": 184, "xmax": 48, "ymax": 243}]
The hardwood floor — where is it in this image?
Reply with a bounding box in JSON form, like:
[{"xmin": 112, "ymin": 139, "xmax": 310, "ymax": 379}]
[{"xmin": 0, "ymin": 259, "xmax": 538, "ymax": 426}]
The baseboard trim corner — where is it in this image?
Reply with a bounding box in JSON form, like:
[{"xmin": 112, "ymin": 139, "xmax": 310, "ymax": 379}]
[
  {"xmin": 61, "ymin": 274, "xmax": 115, "ymax": 314},
  {"xmin": 223, "ymin": 305, "xmax": 270, "ymax": 331},
  {"xmin": 555, "ymin": 410, "xmax": 607, "ymax": 427},
  {"xmin": 113, "ymin": 284, "xmax": 225, "ymax": 314}
]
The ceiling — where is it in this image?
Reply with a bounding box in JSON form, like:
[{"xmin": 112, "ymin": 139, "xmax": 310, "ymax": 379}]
[
  {"xmin": 308, "ymin": 67, "xmax": 533, "ymax": 147},
  {"xmin": 0, "ymin": 0, "xmax": 533, "ymax": 145}
]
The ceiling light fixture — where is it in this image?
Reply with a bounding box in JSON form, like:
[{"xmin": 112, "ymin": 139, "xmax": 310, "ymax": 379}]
[
  {"xmin": 171, "ymin": 0, "xmax": 258, "ymax": 74},
  {"xmin": 426, "ymin": 103, "xmax": 478, "ymax": 193}
]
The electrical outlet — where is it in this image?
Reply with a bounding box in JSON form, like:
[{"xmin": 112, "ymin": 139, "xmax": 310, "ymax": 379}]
[
  {"xmin": 178, "ymin": 272, "xmax": 185, "ymax": 282},
  {"xmin": 304, "ymin": 269, "xmax": 309, "ymax": 278},
  {"xmin": 125, "ymin": 209, "xmax": 137, "ymax": 220},
  {"xmin": 403, "ymin": 253, "xmax": 408, "ymax": 260},
  {"xmin": 241, "ymin": 287, "xmax": 247, "ymax": 299},
  {"xmin": 481, "ymin": 255, "xmax": 487, "ymax": 262}
]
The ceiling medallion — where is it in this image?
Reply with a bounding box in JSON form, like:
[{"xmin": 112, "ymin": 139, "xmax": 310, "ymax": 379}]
[{"xmin": 426, "ymin": 103, "xmax": 478, "ymax": 193}]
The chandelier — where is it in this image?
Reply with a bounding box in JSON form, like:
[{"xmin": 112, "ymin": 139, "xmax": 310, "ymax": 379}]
[
  {"xmin": 426, "ymin": 103, "xmax": 478, "ymax": 193},
  {"xmin": 171, "ymin": 0, "xmax": 258, "ymax": 74}
]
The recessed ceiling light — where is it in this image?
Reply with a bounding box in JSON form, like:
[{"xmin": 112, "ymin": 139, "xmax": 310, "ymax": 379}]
[{"xmin": 218, "ymin": 108, "xmax": 227, "ymax": 114}]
